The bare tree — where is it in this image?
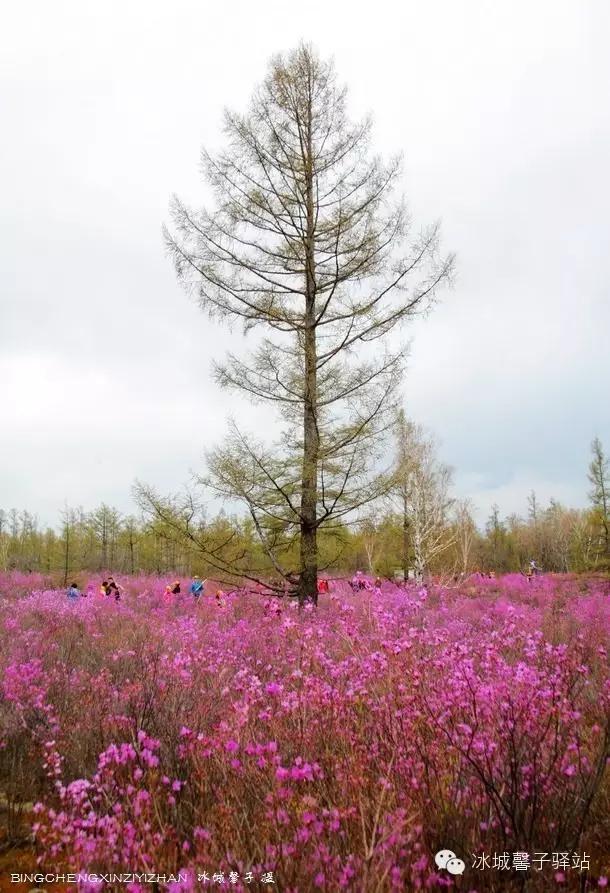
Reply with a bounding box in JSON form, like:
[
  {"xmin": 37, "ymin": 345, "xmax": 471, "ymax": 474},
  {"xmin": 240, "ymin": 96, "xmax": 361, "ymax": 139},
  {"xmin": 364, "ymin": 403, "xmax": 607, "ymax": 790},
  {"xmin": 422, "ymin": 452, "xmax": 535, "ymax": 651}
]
[
  {"xmin": 484, "ymin": 504, "xmax": 515, "ymax": 572},
  {"xmin": 88, "ymin": 504, "xmax": 122, "ymax": 571},
  {"xmin": 454, "ymin": 498, "xmax": 477, "ymax": 576},
  {"xmin": 59, "ymin": 506, "xmax": 78, "ymax": 587},
  {"xmin": 408, "ymin": 447, "xmax": 455, "ymax": 580},
  {"xmin": 588, "ymin": 436, "xmax": 609, "ymax": 560},
  {"xmin": 571, "ymin": 509, "xmax": 597, "ymax": 570},
  {"xmin": 543, "ymin": 499, "xmax": 577, "ymax": 572},
  {"xmin": 0, "ymin": 510, "xmax": 8, "ymax": 571},
  {"xmin": 358, "ymin": 514, "xmax": 383, "ymax": 575},
  {"xmin": 389, "ymin": 414, "xmax": 455, "ymax": 579},
  {"xmin": 122, "ymin": 516, "xmax": 139, "ymax": 575},
  {"xmin": 389, "ymin": 410, "xmax": 417, "ymax": 578},
  {"xmin": 165, "ymin": 45, "xmax": 453, "ymax": 602}
]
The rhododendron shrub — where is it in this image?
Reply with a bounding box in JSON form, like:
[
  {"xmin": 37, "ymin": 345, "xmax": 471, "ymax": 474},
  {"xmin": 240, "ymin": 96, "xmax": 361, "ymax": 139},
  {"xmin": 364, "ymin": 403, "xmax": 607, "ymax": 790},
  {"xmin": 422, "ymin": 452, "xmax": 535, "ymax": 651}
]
[{"xmin": 0, "ymin": 574, "xmax": 608, "ymax": 890}]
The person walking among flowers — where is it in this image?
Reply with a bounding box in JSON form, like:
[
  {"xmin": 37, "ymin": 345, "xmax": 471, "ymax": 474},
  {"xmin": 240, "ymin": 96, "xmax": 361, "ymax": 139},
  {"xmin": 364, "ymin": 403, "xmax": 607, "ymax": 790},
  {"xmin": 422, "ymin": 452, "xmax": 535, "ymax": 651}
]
[{"xmin": 190, "ymin": 576, "xmax": 205, "ymax": 600}]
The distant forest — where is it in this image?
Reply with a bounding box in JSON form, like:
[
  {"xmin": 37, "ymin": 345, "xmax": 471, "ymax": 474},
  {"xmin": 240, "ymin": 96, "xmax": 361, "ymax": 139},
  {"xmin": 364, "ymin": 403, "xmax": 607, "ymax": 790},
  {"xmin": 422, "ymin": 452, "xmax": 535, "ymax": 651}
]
[{"xmin": 2, "ymin": 436, "xmax": 608, "ymax": 583}]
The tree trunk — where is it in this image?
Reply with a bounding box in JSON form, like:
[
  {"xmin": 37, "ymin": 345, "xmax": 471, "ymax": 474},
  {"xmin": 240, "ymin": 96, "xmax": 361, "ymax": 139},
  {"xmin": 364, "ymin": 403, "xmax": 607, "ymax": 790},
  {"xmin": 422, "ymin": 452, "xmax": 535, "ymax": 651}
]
[
  {"xmin": 63, "ymin": 526, "xmax": 70, "ymax": 587},
  {"xmin": 298, "ymin": 253, "xmax": 319, "ymax": 605},
  {"xmin": 601, "ymin": 481, "xmax": 609, "ymax": 556},
  {"xmin": 297, "ymin": 86, "xmax": 319, "ymax": 607},
  {"xmin": 402, "ymin": 495, "xmax": 410, "ymax": 580},
  {"xmin": 101, "ymin": 518, "xmax": 107, "ymax": 571}
]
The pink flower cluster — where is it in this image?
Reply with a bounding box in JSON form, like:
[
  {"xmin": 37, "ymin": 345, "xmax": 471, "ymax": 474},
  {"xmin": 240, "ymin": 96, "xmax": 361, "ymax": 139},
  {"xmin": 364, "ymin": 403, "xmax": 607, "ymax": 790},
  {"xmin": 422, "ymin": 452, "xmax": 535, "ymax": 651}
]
[{"xmin": 0, "ymin": 572, "xmax": 608, "ymax": 891}]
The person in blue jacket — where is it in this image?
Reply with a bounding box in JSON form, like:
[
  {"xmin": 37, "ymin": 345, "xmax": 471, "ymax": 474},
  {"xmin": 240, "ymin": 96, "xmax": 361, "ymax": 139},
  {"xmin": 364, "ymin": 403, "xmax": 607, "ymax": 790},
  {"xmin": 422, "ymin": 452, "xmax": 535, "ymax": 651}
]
[
  {"xmin": 190, "ymin": 576, "xmax": 205, "ymax": 599},
  {"xmin": 67, "ymin": 582, "xmax": 80, "ymax": 600}
]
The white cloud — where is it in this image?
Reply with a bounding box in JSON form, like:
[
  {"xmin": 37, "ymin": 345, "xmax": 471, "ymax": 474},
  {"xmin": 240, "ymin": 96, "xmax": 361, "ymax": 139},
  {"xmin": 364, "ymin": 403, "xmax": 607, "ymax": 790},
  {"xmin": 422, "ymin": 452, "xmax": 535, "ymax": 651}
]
[{"xmin": 1, "ymin": 0, "xmax": 608, "ymax": 527}]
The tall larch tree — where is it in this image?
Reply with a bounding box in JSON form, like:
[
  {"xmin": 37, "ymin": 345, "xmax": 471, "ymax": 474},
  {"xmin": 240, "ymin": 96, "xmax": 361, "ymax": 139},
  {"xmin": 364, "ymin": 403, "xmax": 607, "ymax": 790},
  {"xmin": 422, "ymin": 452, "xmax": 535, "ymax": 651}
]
[{"xmin": 164, "ymin": 44, "xmax": 453, "ymax": 603}]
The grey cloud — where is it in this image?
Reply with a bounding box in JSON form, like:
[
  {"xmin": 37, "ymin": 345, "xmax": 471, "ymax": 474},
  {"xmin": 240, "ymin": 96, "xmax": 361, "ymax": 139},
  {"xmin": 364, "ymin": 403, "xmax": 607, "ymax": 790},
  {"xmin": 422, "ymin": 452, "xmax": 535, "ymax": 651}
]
[{"xmin": 1, "ymin": 0, "xmax": 608, "ymax": 526}]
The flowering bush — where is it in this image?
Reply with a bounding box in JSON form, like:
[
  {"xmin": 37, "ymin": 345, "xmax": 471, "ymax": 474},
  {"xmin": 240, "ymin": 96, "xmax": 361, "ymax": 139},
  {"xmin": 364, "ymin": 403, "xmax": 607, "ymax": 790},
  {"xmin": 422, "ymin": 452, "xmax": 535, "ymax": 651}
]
[{"xmin": 0, "ymin": 573, "xmax": 608, "ymax": 890}]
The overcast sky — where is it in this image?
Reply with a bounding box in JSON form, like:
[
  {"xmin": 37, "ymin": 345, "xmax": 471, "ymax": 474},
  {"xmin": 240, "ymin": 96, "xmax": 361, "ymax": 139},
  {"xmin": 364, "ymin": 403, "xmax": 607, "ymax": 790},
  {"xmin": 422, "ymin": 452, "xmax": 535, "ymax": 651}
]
[{"xmin": 2, "ymin": 0, "xmax": 609, "ymax": 527}]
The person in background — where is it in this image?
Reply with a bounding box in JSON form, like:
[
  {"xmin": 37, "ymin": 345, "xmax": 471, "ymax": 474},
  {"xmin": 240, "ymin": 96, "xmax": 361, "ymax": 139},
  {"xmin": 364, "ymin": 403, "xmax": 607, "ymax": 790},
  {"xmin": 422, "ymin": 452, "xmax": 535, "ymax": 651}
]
[
  {"xmin": 350, "ymin": 570, "xmax": 366, "ymax": 592},
  {"xmin": 106, "ymin": 576, "xmax": 122, "ymax": 601},
  {"xmin": 67, "ymin": 582, "xmax": 80, "ymax": 600},
  {"xmin": 190, "ymin": 576, "xmax": 205, "ymax": 599},
  {"xmin": 165, "ymin": 580, "xmax": 181, "ymax": 596},
  {"xmin": 317, "ymin": 578, "xmax": 329, "ymax": 595},
  {"xmin": 100, "ymin": 580, "xmax": 110, "ymax": 597},
  {"xmin": 525, "ymin": 559, "xmax": 541, "ymax": 582}
]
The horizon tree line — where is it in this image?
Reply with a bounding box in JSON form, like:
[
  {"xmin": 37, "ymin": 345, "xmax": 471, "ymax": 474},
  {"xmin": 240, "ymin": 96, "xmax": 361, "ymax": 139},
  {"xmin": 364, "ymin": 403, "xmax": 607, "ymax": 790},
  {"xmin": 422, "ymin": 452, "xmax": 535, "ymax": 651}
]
[{"xmin": 1, "ymin": 435, "xmax": 608, "ymax": 582}]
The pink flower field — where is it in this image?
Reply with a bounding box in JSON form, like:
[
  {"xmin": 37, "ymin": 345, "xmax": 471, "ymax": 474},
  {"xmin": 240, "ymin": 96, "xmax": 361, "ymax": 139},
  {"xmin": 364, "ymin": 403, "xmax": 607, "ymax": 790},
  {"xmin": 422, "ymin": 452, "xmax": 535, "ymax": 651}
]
[{"xmin": 0, "ymin": 573, "xmax": 608, "ymax": 892}]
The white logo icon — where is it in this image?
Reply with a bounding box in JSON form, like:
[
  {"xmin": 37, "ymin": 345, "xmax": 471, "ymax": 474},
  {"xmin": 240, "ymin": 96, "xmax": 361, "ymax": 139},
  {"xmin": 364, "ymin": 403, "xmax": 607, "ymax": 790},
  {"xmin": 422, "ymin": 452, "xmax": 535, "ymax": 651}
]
[
  {"xmin": 435, "ymin": 849, "xmax": 466, "ymax": 875},
  {"xmin": 446, "ymin": 857, "xmax": 466, "ymax": 875}
]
